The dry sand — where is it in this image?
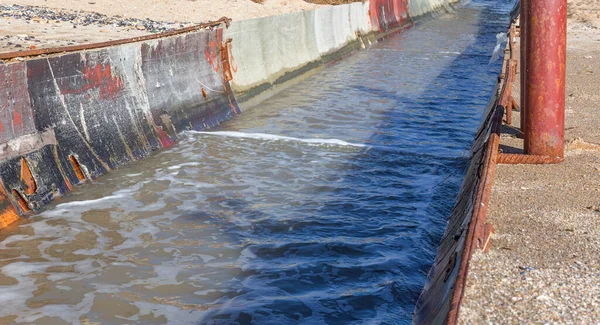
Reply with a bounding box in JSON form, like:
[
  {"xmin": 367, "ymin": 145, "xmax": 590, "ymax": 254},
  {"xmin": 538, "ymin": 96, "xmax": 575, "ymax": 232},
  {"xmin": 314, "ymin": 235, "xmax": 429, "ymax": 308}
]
[
  {"xmin": 568, "ymin": 0, "xmax": 600, "ymax": 26},
  {"xmin": 3, "ymin": 0, "xmax": 320, "ymax": 23},
  {"xmin": 459, "ymin": 1, "xmax": 600, "ymax": 324},
  {"xmin": 0, "ymin": 0, "xmax": 322, "ymax": 54}
]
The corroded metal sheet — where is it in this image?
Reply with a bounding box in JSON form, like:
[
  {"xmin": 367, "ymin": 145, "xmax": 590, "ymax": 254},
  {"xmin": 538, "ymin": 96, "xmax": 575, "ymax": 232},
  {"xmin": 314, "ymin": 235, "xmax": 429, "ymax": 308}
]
[
  {"xmin": 0, "ymin": 24, "xmax": 238, "ymax": 228},
  {"xmin": 0, "ymin": 62, "xmax": 36, "ymax": 143},
  {"xmin": 141, "ymin": 29, "xmax": 240, "ymax": 135}
]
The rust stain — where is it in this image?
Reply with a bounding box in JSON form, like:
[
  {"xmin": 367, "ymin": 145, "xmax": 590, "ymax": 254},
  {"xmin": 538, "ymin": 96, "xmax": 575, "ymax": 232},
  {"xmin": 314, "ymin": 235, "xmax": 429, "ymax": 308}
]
[
  {"xmin": 0, "ymin": 207, "xmax": 19, "ymax": 228},
  {"xmin": 11, "ymin": 189, "xmax": 30, "ymax": 213},
  {"xmin": 497, "ymin": 153, "xmax": 564, "ymax": 164},
  {"xmin": 69, "ymin": 155, "xmax": 86, "ymax": 181},
  {"xmin": 220, "ymin": 38, "xmax": 234, "ymax": 82},
  {"xmin": 20, "ymin": 158, "xmax": 37, "ymax": 195},
  {"xmin": 205, "ymin": 40, "xmax": 221, "ymax": 73},
  {"xmin": 0, "ymin": 181, "xmax": 20, "ymax": 229}
]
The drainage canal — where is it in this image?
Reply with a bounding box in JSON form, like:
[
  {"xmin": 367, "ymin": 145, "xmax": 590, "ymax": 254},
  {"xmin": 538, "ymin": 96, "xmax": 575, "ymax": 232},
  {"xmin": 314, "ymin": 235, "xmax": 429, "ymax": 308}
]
[{"xmin": 0, "ymin": 1, "xmax": 512, "ymax": 323}]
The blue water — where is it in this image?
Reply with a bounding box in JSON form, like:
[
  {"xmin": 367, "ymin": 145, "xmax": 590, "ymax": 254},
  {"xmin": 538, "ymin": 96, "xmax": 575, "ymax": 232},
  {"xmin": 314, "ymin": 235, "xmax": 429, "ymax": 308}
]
[{"xmin": 0, "ymin": 1, "xmax": 513, "ymax": 324}]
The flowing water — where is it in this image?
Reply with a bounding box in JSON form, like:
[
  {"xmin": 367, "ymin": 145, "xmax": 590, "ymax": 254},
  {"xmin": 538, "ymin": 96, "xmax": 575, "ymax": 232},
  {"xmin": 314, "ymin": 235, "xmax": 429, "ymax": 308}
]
[{"xmin": 0, "ymin": 1, "xmax": 513, "ymax": 324}]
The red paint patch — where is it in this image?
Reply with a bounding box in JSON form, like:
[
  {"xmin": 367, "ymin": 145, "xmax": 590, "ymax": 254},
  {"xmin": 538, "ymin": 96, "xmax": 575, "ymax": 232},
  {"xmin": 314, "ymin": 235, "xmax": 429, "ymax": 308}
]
[
  {"xmin": 61, "ymin": 63, "xmax": 124, "ymax": 100},
  {"xmin": 12, "ymin": 110, "xmax": 22, "ymax": 127},
  {"xmin": 155, "ymin": 126, "xmax": 175, "ymax": 148},
  {"xmin": 369, "ymin": 0, "xmax": 409, "ymax": 31},
  {"xmin": 205, "ymin": 40, "xmax": 221, "ymax": 73}
]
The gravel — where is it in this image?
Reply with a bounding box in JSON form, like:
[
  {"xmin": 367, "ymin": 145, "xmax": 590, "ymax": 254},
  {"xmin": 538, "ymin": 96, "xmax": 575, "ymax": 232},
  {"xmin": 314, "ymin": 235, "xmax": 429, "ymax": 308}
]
[{"xmin": 0, "ymin": 4, "xmax": 188, "ymax": 32}]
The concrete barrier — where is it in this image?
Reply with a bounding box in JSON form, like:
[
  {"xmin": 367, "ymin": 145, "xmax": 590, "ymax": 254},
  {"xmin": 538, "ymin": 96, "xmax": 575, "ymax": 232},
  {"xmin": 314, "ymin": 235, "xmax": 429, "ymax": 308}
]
[
  {"xmin": 0, "ymin": 25, "xmax": 238, "ymax": 227},
  {"xmin": 349, "ymin": 2, "xmax": 373, "ymax": 37},
  {"xmin": 223, "ymin": 11, "xmax": 323, "ymax": 105},
  {"xmin": 409, "ymin": 0, "xmax": 450, "ymax": 19},
  {"xmin": 313, "ymin": 5, "xmax": 359, "ymax": 63}
]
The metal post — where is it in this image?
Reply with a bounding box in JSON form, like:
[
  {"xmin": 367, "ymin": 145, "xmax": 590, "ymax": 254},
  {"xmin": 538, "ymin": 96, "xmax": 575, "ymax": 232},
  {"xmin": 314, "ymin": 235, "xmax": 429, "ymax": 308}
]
[
  {"xmin": 523, "ymin": 0, "xmax": 567, "ymax": 158},
  {"xmin": 519, "ymin": 0, "xmax": 527, "ymax": 135}
]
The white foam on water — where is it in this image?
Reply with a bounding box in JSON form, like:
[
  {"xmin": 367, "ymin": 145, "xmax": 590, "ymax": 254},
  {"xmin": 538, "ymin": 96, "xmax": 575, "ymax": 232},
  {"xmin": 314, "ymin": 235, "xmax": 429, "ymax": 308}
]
[
  {"xmin": 0, "ymin": 234, "xmax": 33, "ymax": 248},
  {"xmin": 0, "ymin": 261, "xmax": 98, "ymax": 324},
  {"xmin": 73, "ymin": 248, "xmax": 103, "ymax": 256},
  {"xmin": 167, "ymin": 162, "xmax": 202, "ymax": 170},
  {"xmin": 187, "ymin": 131, "xmax": 368, "ymax": 148},
  {"xmin": 198, "ymin": 254, "xmax": 217, "ymax": 263},
  {"xmin": 133, "ymin": 301, "xmax": 208, "ymax": 324},
  {"xmin": 54, "ymin": 193, "xmax": 128, "ymax": 209},
  {"xmin": 187, "ymin": 130, "xmax": 412, "ymax": 154},
  {"xmin": 194, "ymin": 289, "xmax": 218, "ymax": 296},
  {"xmin": 55, "ymin": 285, "xmax": 72, "ymax": 291},
  {"xmin": 130, "ymin": 262, "xmax": 185, "ymax": 288},
  {"xmin": 155, "ymin": 173, "xmax": 216, "ymax": 189}
]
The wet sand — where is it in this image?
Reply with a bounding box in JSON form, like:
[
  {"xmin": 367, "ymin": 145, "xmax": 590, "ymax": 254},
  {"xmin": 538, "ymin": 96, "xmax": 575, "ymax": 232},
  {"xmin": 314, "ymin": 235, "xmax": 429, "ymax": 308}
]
[{"xmin": 459, "ymin": 1, "xmax": 600, "ymax": 323}]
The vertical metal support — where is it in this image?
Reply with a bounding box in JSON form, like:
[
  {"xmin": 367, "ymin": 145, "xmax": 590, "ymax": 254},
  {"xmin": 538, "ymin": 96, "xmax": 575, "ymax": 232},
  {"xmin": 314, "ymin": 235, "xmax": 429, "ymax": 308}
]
[
  {"xmin": 523, "ymin": 0, "xmax": 567, "ymax": 158},
  {"xmin": 520, "ymin": 0, "xmax": 528, "ymax": 135}
]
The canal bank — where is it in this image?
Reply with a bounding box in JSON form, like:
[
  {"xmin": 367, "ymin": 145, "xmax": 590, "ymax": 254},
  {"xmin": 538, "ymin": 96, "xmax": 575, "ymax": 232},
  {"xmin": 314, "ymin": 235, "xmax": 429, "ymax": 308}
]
[{"xmin": 459, "ymin": 5, "xmax": 600, "ymax": 324}]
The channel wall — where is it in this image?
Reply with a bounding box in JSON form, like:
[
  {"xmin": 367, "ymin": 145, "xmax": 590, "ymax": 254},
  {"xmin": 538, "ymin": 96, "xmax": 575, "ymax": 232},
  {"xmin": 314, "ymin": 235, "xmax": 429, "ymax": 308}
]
[{"xmin": 0, "ymin": 0, "xmax": 493, "ymax": 323}]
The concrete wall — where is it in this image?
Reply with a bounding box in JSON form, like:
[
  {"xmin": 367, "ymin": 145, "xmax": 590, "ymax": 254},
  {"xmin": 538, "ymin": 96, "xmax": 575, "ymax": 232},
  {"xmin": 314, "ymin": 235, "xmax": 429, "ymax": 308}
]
[
  {"xmin": 0, "ymin": 0, "xmax": 455, "ymax": 228},
  {"xmin": 409, "ymin": 0, "xmax": 451, "ymax": 19},
  {"xmin": 223, "ymin": 11, "xmax": 322, "ymax": 104}
]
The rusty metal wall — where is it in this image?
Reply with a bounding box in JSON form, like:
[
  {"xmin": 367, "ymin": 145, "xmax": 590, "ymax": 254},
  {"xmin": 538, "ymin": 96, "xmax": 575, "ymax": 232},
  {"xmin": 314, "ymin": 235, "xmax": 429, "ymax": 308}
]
[{"xmin": 0, "ymin": 25, "xmax": 238, "ymax": 227}]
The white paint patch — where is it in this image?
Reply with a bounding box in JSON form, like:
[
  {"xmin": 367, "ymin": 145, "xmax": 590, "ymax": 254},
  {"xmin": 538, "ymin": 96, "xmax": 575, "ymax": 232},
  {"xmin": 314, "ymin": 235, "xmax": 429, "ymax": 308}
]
[{"xmin": 80, "ymin": 102, "xmax": 91, "ymax": 142}]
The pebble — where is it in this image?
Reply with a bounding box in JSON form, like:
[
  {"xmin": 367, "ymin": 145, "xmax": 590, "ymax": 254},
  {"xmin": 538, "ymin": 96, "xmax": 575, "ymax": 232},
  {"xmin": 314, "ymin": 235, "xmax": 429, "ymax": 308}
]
[
  {"xmin": 536, "ymin": 295, "xmax": 552, "ymax": 302},
  {"xmin": 0, "ymin": 4, "xmax": 189, "ymax": 34},
  {"xmin": 1, "ymin": 4, "xmax": 197, "ymax": 54}
]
